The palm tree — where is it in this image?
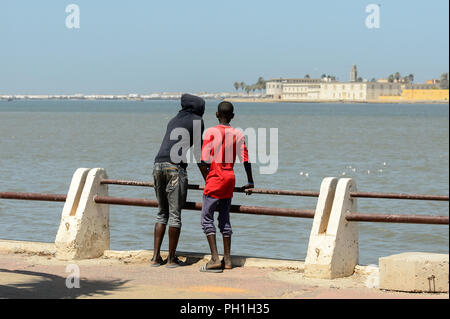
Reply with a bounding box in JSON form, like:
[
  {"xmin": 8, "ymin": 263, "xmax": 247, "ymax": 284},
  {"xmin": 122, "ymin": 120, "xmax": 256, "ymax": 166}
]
[
  {"xmin": 394, "ymin": 72, "xmax": 401, "ymax": 83},
  {"xmin": 240, "ymin": 82, "xmax": 246, "ymax": 91},
  {"xmin": 388, "ymin": 74, "xmax": 394, "ymax": 83},
  {"xmin": 408, "ymin": 74, "xmax": 414, "ymax": 83},
  {"xmin": 370, "ymin": 78, "xmax": 377, "ymax": 82},
  {"xmin": 233, "ymin": 82, "xmax": 240, "ymax": 91},
  {"xmin": 245, "ymin": 85, "xmax": 251, "ymax": 95},
  {"xmin": 256, "ymin": 77, "xmax": 265, "ymax": 93},
  {"xmin": 305, "ymin": 74, "xmax": 310, "ymax": 79}
]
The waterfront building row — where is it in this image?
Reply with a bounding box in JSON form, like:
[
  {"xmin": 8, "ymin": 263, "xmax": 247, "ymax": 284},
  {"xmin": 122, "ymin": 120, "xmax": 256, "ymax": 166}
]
[{"xmin": 266, "ymin": 78, "xmax": 403, "ymax": 101}]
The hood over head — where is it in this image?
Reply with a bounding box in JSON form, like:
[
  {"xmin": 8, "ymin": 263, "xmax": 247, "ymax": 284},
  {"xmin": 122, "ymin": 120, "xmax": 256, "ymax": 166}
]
[{"xmin": 181, "ymin": 93, "xmax": 205, "ymax": 117}]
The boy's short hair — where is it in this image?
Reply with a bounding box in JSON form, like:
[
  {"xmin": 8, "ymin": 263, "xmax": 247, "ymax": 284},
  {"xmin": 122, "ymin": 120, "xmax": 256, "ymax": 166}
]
[{"xmin": 217, "ymin": 101, "xmax": 234, "ymax": 116}]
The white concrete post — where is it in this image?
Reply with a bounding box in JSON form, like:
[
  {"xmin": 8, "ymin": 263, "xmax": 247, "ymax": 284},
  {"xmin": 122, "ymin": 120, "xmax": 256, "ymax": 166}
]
[
  {"xmin": 304, "ymin": 177, "xmax": 338, "ymax": 277},
  {"xmin": 55, "ymin": 168, "xmax": 110, "ymax": 260},
  {"xmin": 305, "ymin": 178, "xmax": 358, "ymax": 279}
]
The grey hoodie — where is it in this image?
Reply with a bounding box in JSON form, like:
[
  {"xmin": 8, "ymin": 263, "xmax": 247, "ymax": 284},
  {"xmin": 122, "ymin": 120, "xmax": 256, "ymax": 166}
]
[{"xmin": 154, "ymin": 94, "xmax": 205, "ymax": 168}]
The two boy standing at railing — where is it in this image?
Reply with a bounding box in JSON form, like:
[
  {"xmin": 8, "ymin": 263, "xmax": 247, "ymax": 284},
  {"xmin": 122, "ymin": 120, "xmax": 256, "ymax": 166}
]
[{"xmin": 151, "ymin": 94, "xmax": 254, "ymax": 272}]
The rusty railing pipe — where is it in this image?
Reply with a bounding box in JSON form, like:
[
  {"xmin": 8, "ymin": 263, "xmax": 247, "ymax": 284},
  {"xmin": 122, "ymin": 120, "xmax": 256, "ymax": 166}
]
[
  {"xmin": 345, "ymin": 212, "xmax": 449, "ymax": 225},
  {"xmin": 93, "ymin": 195, "xmax": 316, "ymax": 219},
  {"xmin": 99, "ymin": 179, "xmax": 449, "ymax": 201},
  {"xmin": 0, "ymin": 192, "xmax": 67, "ymax": 202},
  {"xmin": 1, "ymin": 191, "xmax": 448, "ymax": 225},
  {"xmin": 99, "ymin": 179, "xmax": 320, "ymax": 197},
  {"xmin": 349, "ymin": 192, "xmax": 448, "ymax": 201}
]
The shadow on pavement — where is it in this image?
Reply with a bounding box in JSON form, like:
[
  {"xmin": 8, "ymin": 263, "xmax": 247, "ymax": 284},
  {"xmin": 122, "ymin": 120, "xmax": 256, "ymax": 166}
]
[{"xmin": 0, "ymin": 268, "xmax": 128, "ymax": 299}]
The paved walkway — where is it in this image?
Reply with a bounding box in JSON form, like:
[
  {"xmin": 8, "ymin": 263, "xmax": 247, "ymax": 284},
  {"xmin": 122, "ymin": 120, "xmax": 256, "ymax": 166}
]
[{"xmin": 0, "ymin": 248, "xmax": 447, "ymax": 299}]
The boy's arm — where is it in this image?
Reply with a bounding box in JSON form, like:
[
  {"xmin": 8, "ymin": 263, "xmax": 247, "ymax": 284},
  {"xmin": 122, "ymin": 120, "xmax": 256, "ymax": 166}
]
[
  {"xmin": 242, "ymin": 162, "xmax": 254, "ymax": 191},
  {"xmin": 239, "ymin": 133, "xmax": 254, "ymax": 193},
  {"xmin": 197, "ymin": 162, "xmax": 210, "ymax": 181},
  {"xmin": 198, "ymin": 124, "xmax": 212, "ymax": 182}
]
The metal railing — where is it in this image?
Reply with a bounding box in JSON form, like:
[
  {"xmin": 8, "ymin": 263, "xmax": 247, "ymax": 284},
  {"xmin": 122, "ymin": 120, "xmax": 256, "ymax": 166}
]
[
  {"xmin": 1, "ymin": 178, "xmax": 448, "ymax": 225},
  {"xmin": 100, "ymin": 178, "xmax": 450, "ymax": 201}
]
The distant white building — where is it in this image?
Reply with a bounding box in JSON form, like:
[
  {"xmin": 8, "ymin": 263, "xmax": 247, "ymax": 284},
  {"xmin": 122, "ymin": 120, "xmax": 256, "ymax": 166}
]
[
  {"xmin": 265, "ymin": 78, "xmax": 401, "ymax": 101},
  {"xmin": 265, "ymin": 79, "xmax": 284, "ymax": 99},
  {"xmin": 321, "ymin": 82, "xmax": 401, "ymax": 101},
  {"xmin": 321, "ymin": 82, "xmax": 366, "ymax": 101},
  {"xmin": 266, "ymin": 78, "xmax": 325, "ymax": 100}
]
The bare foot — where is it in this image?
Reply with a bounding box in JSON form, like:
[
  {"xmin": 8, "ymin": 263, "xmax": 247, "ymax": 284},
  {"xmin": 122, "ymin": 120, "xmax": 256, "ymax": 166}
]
[
  {"xmin": 222, "ymin": 258, "xmax": 232, "ymax": 269},
  {"xmin": 206, "ymin": 259, "xmax": 222, "ymax": 270},
  {"xmin": 150, "ymin": 255, "xmax": 164, "ymax": 266},
  {"xmin": 166, "ymin": 256, "xmax": 186, "ymax": 268}
]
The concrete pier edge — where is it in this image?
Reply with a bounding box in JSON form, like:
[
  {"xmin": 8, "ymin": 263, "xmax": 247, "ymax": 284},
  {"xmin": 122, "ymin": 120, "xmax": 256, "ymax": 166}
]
[
  {"xmin": 0, "ymin": 239, "xmax": 376, "ymax": 275},
  {"xmin": 3, "ymin": 239, "xmax": 449, "ymax": 299}
]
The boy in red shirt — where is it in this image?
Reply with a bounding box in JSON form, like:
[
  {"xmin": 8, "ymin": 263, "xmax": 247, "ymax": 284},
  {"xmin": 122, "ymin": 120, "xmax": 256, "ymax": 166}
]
[{"xmin": 199, "ymin": 101, "xmax": 254, "ymax": 273}]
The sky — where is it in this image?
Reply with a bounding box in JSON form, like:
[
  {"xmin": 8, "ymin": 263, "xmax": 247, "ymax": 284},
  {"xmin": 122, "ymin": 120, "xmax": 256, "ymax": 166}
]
[{"xmin": 0, "ymin": 0, "xmax": 449, "ymax": 94}]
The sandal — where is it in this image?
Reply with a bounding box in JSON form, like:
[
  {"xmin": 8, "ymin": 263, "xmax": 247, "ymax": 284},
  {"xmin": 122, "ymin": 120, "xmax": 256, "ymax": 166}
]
[
  {"xmin": 166, "ymin": 256, "xmax": 186, "ymax": 268},
  {"xmin": 200, "ymin": 263, "xmax": 223, "ymax": 273},
  {"xmin": 150, "ymin": 258, "xmax": 166, "ymax": 267}
]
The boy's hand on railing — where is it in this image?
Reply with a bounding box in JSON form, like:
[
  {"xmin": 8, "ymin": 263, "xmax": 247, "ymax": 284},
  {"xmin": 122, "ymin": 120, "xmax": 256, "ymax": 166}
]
[
  {"xmin": 241, "ymin": 183, "xmax": 255, "ymax": 196},
  {"xmin": 243, "ymin": 162, "xmax": 254, "ymax": 195}
]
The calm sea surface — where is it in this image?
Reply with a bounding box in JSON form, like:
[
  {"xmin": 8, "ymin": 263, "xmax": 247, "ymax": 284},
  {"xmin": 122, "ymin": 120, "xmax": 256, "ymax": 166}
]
[{"xmin": 0, "ymin": 100, "xmax": 448, "ymax": 265}]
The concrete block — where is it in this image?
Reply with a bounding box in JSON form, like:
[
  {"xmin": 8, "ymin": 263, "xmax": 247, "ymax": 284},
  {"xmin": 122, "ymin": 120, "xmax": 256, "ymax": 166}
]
[
  {"xmin": 305, "ymin": 177, "xmax": 337, "ymax": 277},
  {"xmin": 305, "ymin": 178, "xmax": 358, "ymax": 279},
  {"xmin": 55, "ymin": 168, "xmax": 110, "ymax": 260},
  {"xmin": 379, "ymin": 252, "xmax": 449, "ymax": 293}
]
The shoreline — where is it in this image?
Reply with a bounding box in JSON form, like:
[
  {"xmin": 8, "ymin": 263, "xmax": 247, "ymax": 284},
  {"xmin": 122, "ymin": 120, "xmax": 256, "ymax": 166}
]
[{"xmin": 1, "ymin": 97, "xmax": 448, "ymax": 104}]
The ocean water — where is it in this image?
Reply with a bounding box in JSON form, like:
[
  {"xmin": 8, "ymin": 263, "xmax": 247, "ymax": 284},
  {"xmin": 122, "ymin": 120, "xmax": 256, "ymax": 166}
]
[{"xmin": 0, "ymin": 100, "xmax": 448, "ymax": 265}]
